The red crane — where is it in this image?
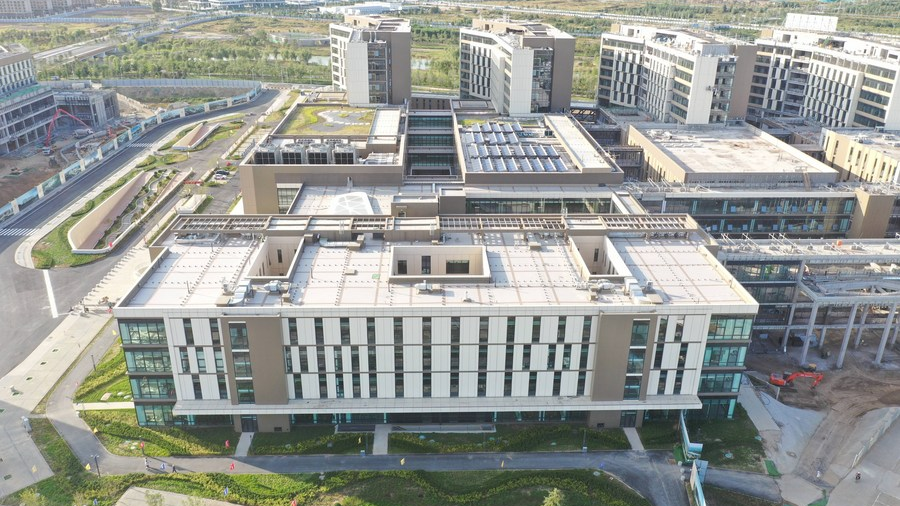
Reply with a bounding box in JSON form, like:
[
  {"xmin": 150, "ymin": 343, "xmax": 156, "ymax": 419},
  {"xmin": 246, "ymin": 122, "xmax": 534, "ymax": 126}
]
[
  {"xmin": 44, "ymin": 107, "xmax": 93, "ymax": 147},
  {"xmin": 769, "ymin": 371, "xmax": 825, "ymax": 388}
]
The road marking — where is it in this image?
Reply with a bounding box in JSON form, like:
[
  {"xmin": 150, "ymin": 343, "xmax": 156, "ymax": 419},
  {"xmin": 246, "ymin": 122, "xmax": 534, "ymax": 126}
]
[
  {"xmin": 0, "ymin": 228, "xmax": 40, "ymax": 237},
  {"xmin": 43, "ymin": 269, "xmax": 58, "ymax": 318}
]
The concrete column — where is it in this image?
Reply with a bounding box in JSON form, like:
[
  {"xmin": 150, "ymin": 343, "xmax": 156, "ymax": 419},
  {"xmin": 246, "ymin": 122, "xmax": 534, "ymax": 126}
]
[
  {"xmin": 113, "ymin": 138, "xmax": 118, "ymax": 150},
  {"xmin": 59, "ymin": 171, "xmax": 66, "ymax": 184},
  {"xmin": 800, "ymin": 304, "xmax": 819, "ymax": 365},
  {"xmin": 10, "ymin": 200, "xmax": 19, "ymax": 214},
  {"xmin": 179, "ymin": 110, "xmax": 186, "ymax": 118},
  {"xmin": 127, "ymin": 130, "xmax": 133, "ymax": 141},
  {"xmin": 855, "ymin": 305, "xmax": 870, "ymax": 347},
  {"xmin": 36, "ymin": 185, "xmax": 44, "ymax": 198},
  {"xmin": 204, "ymin": 103, "xmax": 210, "ymax": 112},
  {"xmin": 782, "ymin": 305, "xmax": 797, "ymax": 352},
  {"xmin": 97, "ymin": 148, "xmax": 103, "ymax": 161},
  {"xmin": 876, "ymin": 304, "xmax": 898, "ymax": 364},
  {"xmin": 80, "ymin": 158, "xmax": 86, "ymax": 171},
  {"xmin": 837, "ymin": 304, "xmax": 859, "ymax": 369},
  {"xmin": 891, "ymin": 319, "xmax": 900, "ymax": 347},
  {"xmin": 227, "ymin": 97, "xmax": 233, "ymax": 107}
]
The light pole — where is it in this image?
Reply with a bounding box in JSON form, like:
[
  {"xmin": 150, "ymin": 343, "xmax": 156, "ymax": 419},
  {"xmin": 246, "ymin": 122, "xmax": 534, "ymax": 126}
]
[
  {"xmin": 582, "ymin": 429, "xmax": 587, "ymax": 453},
  {"xmin": 92, "ymin": 455, "xmax": 101, "ymax": 477},
  {"xmin": 90, "ymin": 354, "xmax": 96, "ymax": 372}
]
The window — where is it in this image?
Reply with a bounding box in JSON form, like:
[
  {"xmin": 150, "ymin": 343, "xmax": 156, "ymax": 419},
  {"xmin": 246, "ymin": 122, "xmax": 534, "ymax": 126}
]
[
  {"xmin": 288, "ymin": 319, "xmax": 298, "ymax": 346},
  {"xmin": 367, "ymin": 318, "xmax": 376, "ymax": 345},
  {"xmin": 340, "ymin": 318, "xmax": 351, "ymax": 345},
  {"xmin": 699, "ymin": 372, "xmax": 742, "ymax": 393},
  {"xmin": 479, "ymin": 317, "xmax": 489, "ymax": 344},
  {"xmin": 703, "ymin": 345, "xmax": 747, "ymax": 367},
  {"xmin": 210, "ymin": 319, "xmax": 221, "ymax": 346},
  {"xmin": 195, "ymin": 349, "xmax": 207, "ymax": 373},
  {"xmin": 708, "ymin": 317, "xmax": 754, "ymax": 340},
  {"xmin": 130, "ymin": 377, "xmax": 176, "ymax": 399},
  {"xmin": 450, "ymin": 317, "xmax": 460, "ymax": 344},
  {"xmin": 446, "ymin": 260, "xmax": 470, "ymax": 274},
  {"xmin": 630, "ymin": 321, "xmax": 650, "ymax": 346},
  {"xmin": 369, "ymin": 373, "xmax": 378, "ymax": 397},
  {"xmin": 450, "ymin": 372, "xmax": 459, "ymax": 397},
  {"xmin": 397, "ymin": 260, "xmax": 408, "ymax": 275},
  {"xmin": 215, "ymin": 350, "xmax": 225, "ymax": 373},
  {"xmin": 504, "ymin": 372, "xmax": 513, "ymax": 396},
  {"xmin": 193, "ymin": 376, "xmax": 203, "ymax": 399},
  {"xmin": 119, "ymin": 320, "xmax": 167, "ymax": 345},
  {"xmin": 124, "ymin": 351, "xmax": 171, "ymax": 372},
  {"xmin": 506, "ymin": 317, "xmax": 516, "ymax": 343},
  {"xmin": 293, "ymin": 375, "xmax": 303, "ymax": 399},
  {"xmin": 528, "ymin": 371, "xmax": 537, "ymax": 396},
  {"xmin": 627, "ymin": 349, "xmax": 645, "ymax": 374},
  {"xmin": 421, "ymin": 255, "xmax": 431, "ymax": 275},
  {"xmin": 547, "ymin": 345, "xmax": 557, "ymax": 369},
  {"xmin": 179, "ymin": 348, "xmax": 190, "ymax": 373},
  {"xmin": 623, "ymin": 377, "xmax": 642, "ymax": 400},
  {"xmin": 232, "ymin": 352, "xmax": 252, "ymax": 377},
  {"xmin": 314, "ymin": 318, "xmax": 324, "ymax": 345},
  {"xmin": 577, "ymin": 371, "xmax": 587, "ymax": 395},
  {"xmin": 423, "ymin": 372, "xmax": 431, "ymax": 397},
  {"xmin": 183, "ymin": 319, "xmax": 194, "ymax": 345},
  {"xmin": 229, "ymin": 323, "xmax": 249, "ymax": 349},
  {"xmin": 581, "ymin": 317, "xmax": 592, "ymax": 343},
  {"xmin": 284, "ymin": 349, "xmax": 293, "ymax": 372},
  {"xmin": 218, "ymin": 377, "xmax": 228, "ymax": 399},
  {"xmin": 532, "ymin": 318, "xmax": 541, "ymax": 343},
  {"xmin": 236, "ymin": 380, "xmax": 255, "ymax": 404}
]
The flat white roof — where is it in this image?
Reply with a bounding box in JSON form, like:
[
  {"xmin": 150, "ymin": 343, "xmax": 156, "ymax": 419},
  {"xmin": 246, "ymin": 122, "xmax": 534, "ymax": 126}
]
[
  {"xmin": 126, "ymin": 231, "xmax": 754, "ymax": 310},
  {"xmin": 635, "ymin": 124, "xmax": 837, "ymax": 176}
]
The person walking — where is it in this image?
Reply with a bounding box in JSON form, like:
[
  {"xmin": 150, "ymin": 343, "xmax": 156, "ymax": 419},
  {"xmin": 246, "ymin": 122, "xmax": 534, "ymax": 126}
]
[
  {"xmin": 172, "ymin": 465, "xmax": 177, "ymax": 474},
  {"xmin": 856, "ymin": 472, "xmax": 862, "ymax": 482},
  {"xmin": 144, "ymin": 457, "xmax": 149, "ymax": 470}
]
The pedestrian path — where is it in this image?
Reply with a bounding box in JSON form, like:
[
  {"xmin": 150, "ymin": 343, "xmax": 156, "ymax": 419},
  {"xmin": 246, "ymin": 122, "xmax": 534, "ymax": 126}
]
[
  {"xmin": 624, "ymin": 427, "xmax": 644, "ymax": 451},
  {"xmin": 235, "ymin": 432, "xmax": 253, "ymax": 457},
  {"xmin": 75, "ymin": 401, "xmax": 134, "ymax": 411},
  {"xmin": 373, "ymin": 424, "xmax": 390, "ymax": 455},
  {"xmin": 117, "ymin": 486, "xmax": 239, "ymax": 506}
]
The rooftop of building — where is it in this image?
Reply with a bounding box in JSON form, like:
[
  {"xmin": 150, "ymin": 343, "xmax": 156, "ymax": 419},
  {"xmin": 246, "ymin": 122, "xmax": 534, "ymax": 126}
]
[
  {"xmin": 758, "ymin": 29, "xmax": 900, "ymax": 66},
  {"xmin": 121, "ymin": 214, "xmax": 754, "ymax": 312},
  {"xmin": 826, "ymin": 128, "xmax": 900, "ymax": 161},
  {"xmin": 718, "ymin": 237, "xmax": 900, "ymax": 262},
  {"xmin": 630, "ymin": 123, "xmax": 837, "ymax": 177},
  {"xmin": 0, "ymin": 43, "xmax": 28, "ymax": 58},
  {"xmin": 469, "ymin": 18, "xmax": 573, "ymax": 40},
  {"xmin": 605, "ymin": 24, "xmax": 749, "ymax": 56},
  {"xmin": 337, "ymin": 14, "xmax": 410, "ymax": 33},
  {"xmin": 275, "ymin": 105, "xmax": 382, "ymax": 136},
  {"xmin": 458, "ymin": 115, "xmax": 620, "ymax": 175}
]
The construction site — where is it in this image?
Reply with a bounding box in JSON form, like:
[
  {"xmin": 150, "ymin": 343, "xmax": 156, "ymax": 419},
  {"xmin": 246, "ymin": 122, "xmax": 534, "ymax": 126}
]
[{"xmin": 720, "ymin": 237, "xmax": 900, "ymax": 504}]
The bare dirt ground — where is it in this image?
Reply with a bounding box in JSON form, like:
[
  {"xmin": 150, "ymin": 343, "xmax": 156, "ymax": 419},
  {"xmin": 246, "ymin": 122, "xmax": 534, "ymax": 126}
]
[
  {"xmin": 0, "ymin": 129, "xmax": 85, "ymax": 203},
  {"xmin": 746, "ymin": 329, "xmax": 900, "ymax": 485}
]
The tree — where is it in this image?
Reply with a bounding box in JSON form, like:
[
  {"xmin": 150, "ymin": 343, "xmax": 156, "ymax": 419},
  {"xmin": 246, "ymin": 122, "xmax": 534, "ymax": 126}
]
[
  {"xmin": 19, "ymin": 490, "xmax": 48, "ymax": 506},
  {"xmin": 542, "ymin": 488, "xmax": 564, "ymax": 506},
  {"xmin": 144, "ymin": 491, "xmax": 164, "ymax": 506},
  {"xmin": 151, "ymin": 0, "xmax": 162, "ymax": 12}
]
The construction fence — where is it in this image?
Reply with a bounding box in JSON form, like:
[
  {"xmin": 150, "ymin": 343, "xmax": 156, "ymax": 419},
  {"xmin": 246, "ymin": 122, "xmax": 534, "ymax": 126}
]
[{"xmin": 0, "ymin": 82, "xmax": 261, "ymax": 226}]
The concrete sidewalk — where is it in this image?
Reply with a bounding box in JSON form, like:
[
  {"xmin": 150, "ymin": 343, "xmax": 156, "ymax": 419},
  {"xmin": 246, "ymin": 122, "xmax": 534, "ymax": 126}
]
[
  {"xmin": 624, "ymin": 427, "xmax": 644, "ymax": 451},
  {"xmin": 117, "ymin": 487, "xmax": 239, "ymax": 506},
  {"xmin": 75, "ymin": 401, "xmax": 135, "ymax": 411}
]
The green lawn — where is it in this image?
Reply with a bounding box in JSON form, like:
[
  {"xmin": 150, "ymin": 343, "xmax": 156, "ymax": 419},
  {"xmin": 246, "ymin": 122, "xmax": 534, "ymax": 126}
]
[
  {"xmin": 278, "ymin": 105, "xmax": 374, "ymax": 135},
  {"xmin": 389, "ymin": 425, "xmax": 629, "ymax": 454},
  {"xmin": 82, "ymin": 409, "xmax": 237, "ymax": 457},
  {"xmin": 74, "ymin": 341, "xmax": 129, "ymax": 404},
  {"xmin": 636, "ymin": 420, "xmax": 679, "ymax": 450},
  {"xmin": 703, "ymin": 486, "xmax": 780, "ymax": 506},
  {"xmin": 189, "ymin": 120, "xmax": 245, "ymax": 152},
  {"xmin": 8, "ymin": 420, "xmax": 649, "ymax": 506},
  {"xmin": 688, "ymin": 404, "xmax": 765, "ymax": 473},
  {"xmin": 250, "ymin": 426, "xmax": 368, "ymax": 455},
  {"xmin": 160, "ymin": 126, "xmax": 194, "ymax": 150}
]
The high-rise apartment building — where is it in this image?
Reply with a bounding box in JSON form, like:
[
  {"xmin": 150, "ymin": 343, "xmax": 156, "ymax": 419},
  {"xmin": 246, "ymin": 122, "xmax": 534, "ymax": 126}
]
[
  {"xmin": 0, "ymin": 45, "xmax": 56, "ymax": 155},
  {"xmin": 598, "ymin": 25, "xmax": 757, "ymax": 125},
  {"xmin": 329, "ymin": 15, "xmax": 411, "ymax": 106},
  {"xmin": 750, "ymin": 29, "xmax": 900, "ymax": 129},
  {"xmin": 459, "ymin": 19, "xmax": 575, "ymax": 115}
]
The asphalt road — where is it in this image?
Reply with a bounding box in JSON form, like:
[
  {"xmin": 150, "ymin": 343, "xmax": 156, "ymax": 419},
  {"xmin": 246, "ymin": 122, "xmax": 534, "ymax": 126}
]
[{"xmin": 0, "ymin": 89, "xmax": 278, "ymax": 378}]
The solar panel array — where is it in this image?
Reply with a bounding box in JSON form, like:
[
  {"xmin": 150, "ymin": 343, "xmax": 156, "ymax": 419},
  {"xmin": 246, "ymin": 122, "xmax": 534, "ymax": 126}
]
[{"xmin": 462, "ymin": 122, "xmax": 570, "ymax": 173}]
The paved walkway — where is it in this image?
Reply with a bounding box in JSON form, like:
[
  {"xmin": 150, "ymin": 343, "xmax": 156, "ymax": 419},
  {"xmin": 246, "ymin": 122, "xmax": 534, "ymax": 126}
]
[
  {"xmin": 372, "ymin": 424, "xmax": 390, "ymax": 455},
  {"xmin": 117, "ymin": 487, "xmax": 239, "ymax": 506},
  {"xmin": 704, "ymin": 468, "xmax": 782, "ymax": 503},
  {"xmin": 76, "ymin": 401, "xmax": 135, "ymax": 411},
  {"xmin": 234, "ymin": 432, "xmax": 253, "ymax": 458},
  {"xmin": 623, "ymin": 427, "xmax": 644, "ymax": 451}
]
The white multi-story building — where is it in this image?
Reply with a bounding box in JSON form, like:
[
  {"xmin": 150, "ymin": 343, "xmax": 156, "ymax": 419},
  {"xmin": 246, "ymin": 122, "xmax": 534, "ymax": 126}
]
[
  {"xmin": 598, "ymin": 25, "xmax": 757, "ymax": 125},
  {"xmin": 0, "ymin": 0, "xmax": 93, "ymax": 17},
  {"xmin": 750, "ymin": 29, "xmax": 900, "ymax": 129},
  {"xmin": 329, "ymin": 15, "xmax": 411, "ymax": 106},
  {"xmin": 459, "ymin": 19, "xmax": 575, "ymax": 116},
  {"xmin": 0, "ymin": 45, "xmax": 56, "ymax": 155}
]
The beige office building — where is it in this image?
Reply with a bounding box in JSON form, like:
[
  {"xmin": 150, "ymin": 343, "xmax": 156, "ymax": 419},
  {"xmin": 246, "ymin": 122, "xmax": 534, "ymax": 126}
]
[
  {"xmin": 329, "ymin": 15, "xmax": 411, "ymax": 106},
  {"xmin": 0, "ymin": 0, "xmax": 92, "ymax": 16},
  {"xmin": 459, "ymin": 19, "xmax": 575, "ymax": 115},
  {"xmin": 0, "ymin": 45, "xmax": 56, "ymax": 154},
  {"xmin": 598, "ymin": 25, "xmax": 757, "ymax": 125},
  {"xmin": 822, "ymin": 128, "xmax": 900, "ymax": 184},
  {"xmin": 116, "ymin": 209, "xmax": 756, "ymax": 432}
]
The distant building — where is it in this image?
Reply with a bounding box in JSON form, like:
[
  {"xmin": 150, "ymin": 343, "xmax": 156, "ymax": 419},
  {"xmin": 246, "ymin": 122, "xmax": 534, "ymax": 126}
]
[
  {"xmin": 0, "ymin": 44, "xmax": 56, "ymax": 155},
  {"xmin": 822, "ymin": 128, "xmax": 900, "ymax": 184},
  {"xmin": 459, "ymin": 19, "xmax": 575, "ymax": 116},
  {"xmin": 53, "ymin": 89, "xmax": 120, "ymax": 130},
  {"xmin": 319, "ymin": 1, "xmax": 401, "ymax": 16},
  {"xmin": 329, "ymin": 15, "xmax": 411, "ymax": 106},
  {"xmin": 0, "ymin": 0, "xmax": 94, "ymax": 17},
  {"xmin": 598, "ymin": 24, "xmax": 757, "ymax": 125},
  {"xmin": 750, "ymin": 29, "xmax": 900, "ymax": 129}
]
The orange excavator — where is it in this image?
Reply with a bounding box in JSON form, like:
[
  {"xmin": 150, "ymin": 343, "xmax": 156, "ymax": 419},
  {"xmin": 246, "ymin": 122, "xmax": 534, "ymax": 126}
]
[{"xmin": 769, "ymin": 371, "xmax": 824, "ymax": 388}]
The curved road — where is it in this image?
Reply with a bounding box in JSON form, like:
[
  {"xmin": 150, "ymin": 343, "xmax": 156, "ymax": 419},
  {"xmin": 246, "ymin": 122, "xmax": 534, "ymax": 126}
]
[{"xmin": 0, "ymin": 89, "xmax": 278, "ymax": 378}]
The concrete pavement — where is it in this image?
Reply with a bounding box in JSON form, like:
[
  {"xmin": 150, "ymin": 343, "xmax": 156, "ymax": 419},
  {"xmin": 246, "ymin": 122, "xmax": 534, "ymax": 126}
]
[
  {"xmin": 704, "ymin": 468, "xmax": 782, "ymax": 503},
  {"xmin": 117, "ymin": 487, "xmax": 240, "ymax": 506},
  {"xmin": 624, "ymin": 427, "xmax": 644, "ymax": 450}
]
